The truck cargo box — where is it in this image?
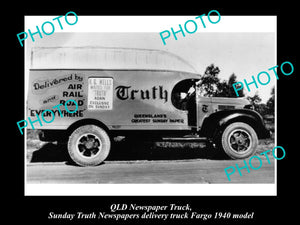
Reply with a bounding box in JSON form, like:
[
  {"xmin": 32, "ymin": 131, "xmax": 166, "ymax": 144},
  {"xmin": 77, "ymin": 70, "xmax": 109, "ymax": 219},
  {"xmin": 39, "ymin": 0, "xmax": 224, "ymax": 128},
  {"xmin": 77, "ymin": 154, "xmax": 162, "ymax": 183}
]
[{"xmin": 27, "ymin": 47, "xmax": 199, "ymax": 131}]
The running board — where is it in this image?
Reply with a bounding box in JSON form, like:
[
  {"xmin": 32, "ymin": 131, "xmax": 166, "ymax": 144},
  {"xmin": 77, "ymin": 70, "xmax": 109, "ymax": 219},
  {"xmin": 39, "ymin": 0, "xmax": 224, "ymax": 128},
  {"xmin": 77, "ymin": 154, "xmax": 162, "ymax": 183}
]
[{"xmin": 162, "ymin": 137, "xmax": 207, "ymax": 142}]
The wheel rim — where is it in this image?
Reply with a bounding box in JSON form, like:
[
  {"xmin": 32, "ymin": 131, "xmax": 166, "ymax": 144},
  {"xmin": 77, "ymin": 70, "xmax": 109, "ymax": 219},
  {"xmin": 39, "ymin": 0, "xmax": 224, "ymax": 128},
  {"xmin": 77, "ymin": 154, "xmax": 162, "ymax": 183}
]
[
  {"xmin": 75, "ymin": 133, "xmax": 102, "ymax": 158},
  {"xmin": 228, "ymin": 129, "xmax": 252, "ymax": 153}
]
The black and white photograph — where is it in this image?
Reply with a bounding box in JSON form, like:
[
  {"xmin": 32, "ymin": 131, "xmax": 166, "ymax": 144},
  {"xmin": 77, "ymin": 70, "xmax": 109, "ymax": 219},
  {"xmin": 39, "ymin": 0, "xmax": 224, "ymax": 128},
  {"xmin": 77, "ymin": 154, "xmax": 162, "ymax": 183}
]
[
  {"xmin": 14, "ymin": 8, "xmax": 297, "ymax": 225},
  {"xmin": 23, "ymin": 15, "xmax": 277, "ymax": 196}
]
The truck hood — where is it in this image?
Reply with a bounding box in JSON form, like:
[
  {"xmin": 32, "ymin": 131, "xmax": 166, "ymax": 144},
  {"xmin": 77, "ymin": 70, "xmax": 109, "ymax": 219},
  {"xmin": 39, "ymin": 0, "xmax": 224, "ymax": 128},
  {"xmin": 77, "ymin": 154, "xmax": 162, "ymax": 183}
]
[{"xmin": 210, "ymin": 97, "xmax": 250, "ymax": 106}]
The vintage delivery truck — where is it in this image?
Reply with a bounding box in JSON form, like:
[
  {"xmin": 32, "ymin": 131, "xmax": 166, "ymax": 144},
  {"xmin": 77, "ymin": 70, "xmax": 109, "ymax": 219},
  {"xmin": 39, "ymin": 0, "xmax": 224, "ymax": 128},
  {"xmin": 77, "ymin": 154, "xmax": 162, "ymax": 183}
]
[{"xmin": 27, "ymin": 47, "xmax": 270, "ymax": 166}]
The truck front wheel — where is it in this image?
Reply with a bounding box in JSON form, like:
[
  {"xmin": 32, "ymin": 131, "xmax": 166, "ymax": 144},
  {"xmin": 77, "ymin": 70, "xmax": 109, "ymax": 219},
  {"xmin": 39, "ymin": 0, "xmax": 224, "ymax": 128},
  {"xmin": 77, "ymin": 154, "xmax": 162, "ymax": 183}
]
[
  {"xmin": 220, "ymin": 122, "xmax": 258, "ymax": 159},
  {"xmin": 68, "ymin": 125, "xmax": 111, "ymax": 166}
]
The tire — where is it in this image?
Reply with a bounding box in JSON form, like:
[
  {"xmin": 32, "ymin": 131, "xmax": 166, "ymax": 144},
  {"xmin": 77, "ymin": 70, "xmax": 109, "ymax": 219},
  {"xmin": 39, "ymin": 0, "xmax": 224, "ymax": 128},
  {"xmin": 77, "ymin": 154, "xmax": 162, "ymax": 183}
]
[
  {"xmin": 220, "ymin": 122, "xmax": 258, "ymax": 159},
  {"xmin": 68, "ymin": 125, "xmax": 111, "ymax": 166}
]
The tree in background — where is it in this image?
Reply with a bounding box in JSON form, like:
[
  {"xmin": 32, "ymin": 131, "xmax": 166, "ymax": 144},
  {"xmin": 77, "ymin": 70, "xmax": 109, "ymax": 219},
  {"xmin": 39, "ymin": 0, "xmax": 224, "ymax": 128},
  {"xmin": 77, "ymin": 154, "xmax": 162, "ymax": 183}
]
[
  {"xmin": 198, "ymin": 64, "xmax": 220, "ymax": 97},
  {"xmin": 215, "ymin": 73, "xmax": 245, "ymax": 97},
  {"xmin": 246, "ymin": 89, "xmax": 274, "ymax": 117},
  {"xmin": 247, "ymin": 92, "xmax": 261, "ymax": 105},
  {"xmin": 266, "ymin": 87, "xmax": 275, "ymax": 116},
  {"xmin": 198, "ymin": 64, "xmax": 244, "ymax": 98},
  {"xmin": 247, "ymin": 92, "xmax": 266, "ymax": 115}
]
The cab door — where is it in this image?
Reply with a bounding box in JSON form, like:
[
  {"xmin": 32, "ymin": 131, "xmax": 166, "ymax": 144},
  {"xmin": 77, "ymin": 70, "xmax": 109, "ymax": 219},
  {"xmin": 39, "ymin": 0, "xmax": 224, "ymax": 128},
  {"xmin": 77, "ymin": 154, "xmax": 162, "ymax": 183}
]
[{"xmin": 196, "ymin": 85, "xmax": 213, "ymax": 131}]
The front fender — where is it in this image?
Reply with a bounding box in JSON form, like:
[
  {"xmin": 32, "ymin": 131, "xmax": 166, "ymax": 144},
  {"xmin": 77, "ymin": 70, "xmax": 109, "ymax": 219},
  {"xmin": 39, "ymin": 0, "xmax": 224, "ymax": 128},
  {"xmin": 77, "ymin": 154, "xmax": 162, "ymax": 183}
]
[{"xmin": 200, "ymin": 109, "xmax": 270, "ymax": 139}]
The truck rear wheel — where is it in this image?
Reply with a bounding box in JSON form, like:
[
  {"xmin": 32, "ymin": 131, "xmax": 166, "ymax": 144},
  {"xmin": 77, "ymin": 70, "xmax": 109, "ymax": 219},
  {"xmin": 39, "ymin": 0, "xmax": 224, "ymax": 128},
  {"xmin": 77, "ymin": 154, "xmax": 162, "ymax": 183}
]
[
  {"xmin": 68, "ymin": 125, "xmax": 111, "ymax": 166},
  {"xmin": 220, "ymin": 122, "xmax": 258, "ymax": 159}
]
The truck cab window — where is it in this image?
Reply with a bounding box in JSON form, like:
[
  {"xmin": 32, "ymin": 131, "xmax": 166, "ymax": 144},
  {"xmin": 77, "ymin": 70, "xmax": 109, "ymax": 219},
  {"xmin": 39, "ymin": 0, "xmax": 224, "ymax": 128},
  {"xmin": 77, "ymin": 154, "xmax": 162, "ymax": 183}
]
[{"xmin": 171, "ymin": 79, "xmax": 199, "ymax": 110}]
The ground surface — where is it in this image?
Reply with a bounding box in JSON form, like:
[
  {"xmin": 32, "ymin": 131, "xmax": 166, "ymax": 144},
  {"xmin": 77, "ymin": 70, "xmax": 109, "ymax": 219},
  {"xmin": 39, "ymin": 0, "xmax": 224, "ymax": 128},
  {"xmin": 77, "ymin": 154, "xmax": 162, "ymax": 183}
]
[
  {"xmin": 27, "ymin": 157, "xmax": 275, "ymax": 184},
  {"xmin": 26, "ymin": 134, "xmax": 275, "ymax": 184}
]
